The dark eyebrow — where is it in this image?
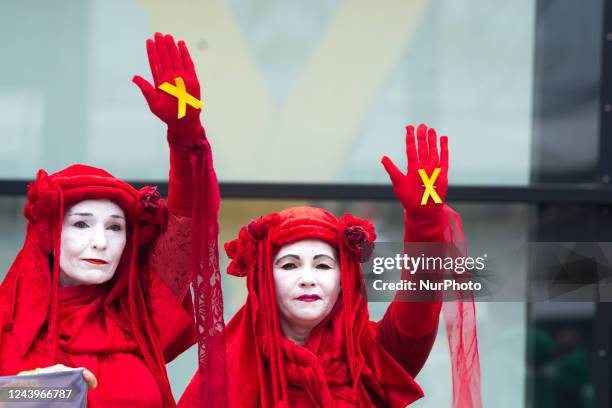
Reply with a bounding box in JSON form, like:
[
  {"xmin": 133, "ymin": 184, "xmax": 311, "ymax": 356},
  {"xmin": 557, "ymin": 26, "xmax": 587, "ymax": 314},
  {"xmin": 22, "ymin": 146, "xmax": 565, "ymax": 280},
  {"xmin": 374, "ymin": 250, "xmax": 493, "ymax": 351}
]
[
  {"xmin": 67, "ymin": 212, "xmax": 124, "ymax": 220},
  {"xmin": 314, "ymin": 254, "xmax": 336, "ymax": 262},
  {"xmin": 275, "ymin": 254, "xmax": 336, "ymax": 264},
  {"xmin": 275, "ymin": 254, "xmax": 299, "ymax": 264},
  {"xmin": 68, "ymin": 212, "xmax": 93, "ymax": 217}
]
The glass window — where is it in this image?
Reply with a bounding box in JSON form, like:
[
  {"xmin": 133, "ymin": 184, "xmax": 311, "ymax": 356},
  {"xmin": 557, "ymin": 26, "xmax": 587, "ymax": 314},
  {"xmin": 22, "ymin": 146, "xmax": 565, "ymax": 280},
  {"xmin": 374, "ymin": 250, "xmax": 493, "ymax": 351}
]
[{"xmin": 0, "ymin": 0, "xmax": 544, "ymax": 186}]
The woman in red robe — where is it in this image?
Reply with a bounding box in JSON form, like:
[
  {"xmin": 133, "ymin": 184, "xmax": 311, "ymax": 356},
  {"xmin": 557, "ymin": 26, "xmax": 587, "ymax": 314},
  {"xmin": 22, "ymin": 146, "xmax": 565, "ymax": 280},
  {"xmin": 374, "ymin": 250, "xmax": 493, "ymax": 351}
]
[
  {"xmin": 0, "ymin": 33, "xmax": 222, "ymax": 407},
  {"xmin": 179, "ymin": 124, "xmax": 481, "ymax": 407}
]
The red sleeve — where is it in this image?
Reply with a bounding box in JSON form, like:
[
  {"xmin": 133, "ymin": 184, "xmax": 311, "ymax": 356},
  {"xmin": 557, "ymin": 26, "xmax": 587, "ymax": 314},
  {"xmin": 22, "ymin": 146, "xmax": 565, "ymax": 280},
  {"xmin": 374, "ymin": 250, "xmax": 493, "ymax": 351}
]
[
  {"xmin": 147, "ymin": 128, "xmax": 202, "ymax": 301},
  {"xmin": 167, "ymin": 131, "xmax": 197, "ymax": 216},
  {"xmin": 142, "ymin": 260, "xmax": 195, "ymax": 362},
  {"xmin": 375, "ymin": 301, "xmax": 440, "ymax": 378},
  {"xmin": 148, "ymin": 213, "xmax": 192, "ymax": 302},
  {"xmin": 141, "ymin": 130, "xmax": 205, "ymax": 360},
  {"xmin": 375, "ymin": 205, "xmax": 456, "ymax": 377},
  {"xmin": 144, "ymin": 213, "xmax": 196, "ymax": 361}
]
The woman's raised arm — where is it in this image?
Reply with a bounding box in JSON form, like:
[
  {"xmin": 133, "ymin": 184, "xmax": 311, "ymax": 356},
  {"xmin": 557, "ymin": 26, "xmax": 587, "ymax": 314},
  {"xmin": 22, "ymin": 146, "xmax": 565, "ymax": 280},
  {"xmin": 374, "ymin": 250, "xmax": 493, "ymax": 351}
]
[{"xmin": 377, "ymin": 124, "xmax": 456, "ymax": 377}]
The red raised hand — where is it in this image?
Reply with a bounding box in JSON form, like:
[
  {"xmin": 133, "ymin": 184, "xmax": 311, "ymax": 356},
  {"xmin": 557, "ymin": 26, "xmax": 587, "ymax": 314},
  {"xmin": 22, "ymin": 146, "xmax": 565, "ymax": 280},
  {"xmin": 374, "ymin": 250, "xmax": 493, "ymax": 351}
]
[
  {"xmin": 381, "ymin": 124, "xmax": 449, "ymax": 217},
  {"xmin": 133, "ymin": 32, "xmax": 203, "ymax": 142}
]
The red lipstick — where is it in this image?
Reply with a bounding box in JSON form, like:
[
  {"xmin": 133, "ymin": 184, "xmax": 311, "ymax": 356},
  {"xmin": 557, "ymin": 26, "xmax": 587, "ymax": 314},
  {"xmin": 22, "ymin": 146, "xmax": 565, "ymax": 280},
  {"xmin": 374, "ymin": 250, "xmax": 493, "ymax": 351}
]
[
  {"xmin": 297, "ymin": 294, "xmax": 321, "ymax": 302},
  {"xmin": 82, "ymin": 259, "xmax": 108, "ymax": 265}
]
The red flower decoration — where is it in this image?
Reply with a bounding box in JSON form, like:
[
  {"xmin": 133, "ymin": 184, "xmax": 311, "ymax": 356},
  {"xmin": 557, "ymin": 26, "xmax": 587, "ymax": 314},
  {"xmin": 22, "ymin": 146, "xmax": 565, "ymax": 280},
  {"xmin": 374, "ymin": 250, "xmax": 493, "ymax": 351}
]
[
  {"xmin": 339, "ymin": 214, "xmax": 376, "ymax": 262},
  {"xmin": 247, "ymin": 214, "xmax": 281, "ymax": 240},
  {"xmin": 344, "ymin": 225, "xmax": 374, "ymax": 262},
  {"xmin": 247, "ymin": 220, "xmax": 267, "ymax": 240},
  {"xmin": 225, "ymin": 240, "xmax": 238, "ymax": 259},
  {"xmin": 225, "ymin": 229, "xmax": 256, "ymax": 278},
  {"xmin": 24, "ymin": 169, "xmax": 60, "ymax": 223},
  {"xmin": 140, "ymin": 186, "xmax": 161, "ymax": 213},
  {"xmin": 226, "ymin": 214, "xmax": 281, "ymax": 277},
  {"xmin": 137, "ymin": 186, "xmax": 167, "ymax": 245},
  {"xmin": 345, "ymin": 225, "xmax": 369, "ymax": 247}
]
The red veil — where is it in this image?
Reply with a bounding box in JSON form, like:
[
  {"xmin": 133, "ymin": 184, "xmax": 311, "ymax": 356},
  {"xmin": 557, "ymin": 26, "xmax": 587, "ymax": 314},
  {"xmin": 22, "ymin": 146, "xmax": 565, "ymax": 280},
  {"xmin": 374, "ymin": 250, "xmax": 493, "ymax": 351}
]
[{"xmin": 443, "ymin": 209, "xmax": 482, "ymax": 408}]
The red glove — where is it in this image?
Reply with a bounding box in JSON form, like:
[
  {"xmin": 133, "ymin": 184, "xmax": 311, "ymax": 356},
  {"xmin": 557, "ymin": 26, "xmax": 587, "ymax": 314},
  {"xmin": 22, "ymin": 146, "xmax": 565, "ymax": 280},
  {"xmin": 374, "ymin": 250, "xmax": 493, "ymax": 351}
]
[
  {"xmin": 381, "ymin": 123, "xmax": 448, "ymax": 217},
  {"xmin": 382, "ymin": 124, "xmax": 449, "ymax": 242},
  {"xmin": 134, "ymin": 33, "xmax": 206, "ymax": 215},
  {"xmin": 133, "ymin": 32, "xmax": 203, "ymax": 142}
]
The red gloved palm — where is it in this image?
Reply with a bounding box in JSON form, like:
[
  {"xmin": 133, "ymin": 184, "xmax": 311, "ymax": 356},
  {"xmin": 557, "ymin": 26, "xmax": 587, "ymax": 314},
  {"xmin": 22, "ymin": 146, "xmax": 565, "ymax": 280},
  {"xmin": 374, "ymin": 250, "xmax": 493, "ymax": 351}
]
[
  {"xmin": 133, "ymin": 32, "xmax": 203, "ymax": 142},
  {"xmin": 381, "ymin": 124, "xmax": 449, "ymax": 217}
]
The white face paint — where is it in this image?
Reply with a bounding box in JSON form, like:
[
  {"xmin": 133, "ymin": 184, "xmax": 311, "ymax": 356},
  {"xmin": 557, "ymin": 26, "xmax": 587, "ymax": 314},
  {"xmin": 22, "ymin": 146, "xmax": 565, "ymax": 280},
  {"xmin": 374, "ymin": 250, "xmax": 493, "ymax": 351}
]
[
  {"xmin": 59, "ymin": 199, "xmax": 127, "ymax": 287},
  {"xmin": 273, "ymin": 239, "xmax": 341, "ymax": 342}
]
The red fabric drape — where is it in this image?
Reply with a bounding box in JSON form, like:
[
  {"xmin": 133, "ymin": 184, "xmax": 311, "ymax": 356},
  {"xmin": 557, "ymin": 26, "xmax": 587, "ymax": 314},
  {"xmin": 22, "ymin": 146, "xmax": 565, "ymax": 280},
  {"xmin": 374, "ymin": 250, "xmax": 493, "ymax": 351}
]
[
  {"xmin": 185, "ymin": 132, "xmax": 228, "ymax": 406},
  {"xmin": 443, "ymin": 208, "xmax": 482, "ymax": 408}
]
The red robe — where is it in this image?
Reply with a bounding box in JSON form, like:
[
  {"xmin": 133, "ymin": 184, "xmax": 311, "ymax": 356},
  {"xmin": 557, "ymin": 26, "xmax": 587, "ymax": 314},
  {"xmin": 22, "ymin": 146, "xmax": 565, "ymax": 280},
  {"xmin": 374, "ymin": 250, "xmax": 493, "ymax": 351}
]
[{"xmin": 179, "ymin": 273, "xmax": 441, "ymax": 408}]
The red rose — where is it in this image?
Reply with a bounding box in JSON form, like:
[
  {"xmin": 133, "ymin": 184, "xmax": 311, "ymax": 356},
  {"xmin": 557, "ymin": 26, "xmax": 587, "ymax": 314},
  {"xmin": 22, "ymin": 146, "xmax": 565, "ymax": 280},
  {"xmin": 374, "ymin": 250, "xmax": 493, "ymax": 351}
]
[
  {"xmin": 24, "ymin": 169, "xmax": 60, "ymax": 223},
  {"xmin": 247, "ymin": 220, "xmax": 267, "ymax": 240},
  {"xmin": 140, "ymin": 186, "xmax": 161, "ymax": 213},
  {"xmin": 343, "ymin": 225, "xmax": 374, "ymax": 262},
  {"xmin": 226, "ymin": 214, "xmax": 281, "ymax": 277},
  {"xmin": 345, "ymin": 225, "xmax": 368, "ymax": 247}
]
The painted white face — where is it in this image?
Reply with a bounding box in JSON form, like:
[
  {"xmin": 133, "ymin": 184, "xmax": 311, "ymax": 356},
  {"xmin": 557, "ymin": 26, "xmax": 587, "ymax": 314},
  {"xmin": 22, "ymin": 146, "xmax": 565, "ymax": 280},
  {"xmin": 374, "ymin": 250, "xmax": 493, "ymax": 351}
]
[
  {"xmin": 59, "ymin": 199, "xmax": 127, "ymax": 287},
  {"xmin": 273, "ymin": 239, "xmax": 341, "ymax": 336}
]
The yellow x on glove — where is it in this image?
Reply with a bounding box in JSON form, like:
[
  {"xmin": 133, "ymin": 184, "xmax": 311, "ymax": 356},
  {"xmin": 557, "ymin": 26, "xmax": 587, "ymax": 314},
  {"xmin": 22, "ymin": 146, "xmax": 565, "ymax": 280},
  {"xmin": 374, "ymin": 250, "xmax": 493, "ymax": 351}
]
[
  {"xmin": 159, "ymin": 77, "xmax": 203, "ymax": 119},
  {"xmin": 418, "ymin": 168, "xmax": 442, "ymax": 205}
]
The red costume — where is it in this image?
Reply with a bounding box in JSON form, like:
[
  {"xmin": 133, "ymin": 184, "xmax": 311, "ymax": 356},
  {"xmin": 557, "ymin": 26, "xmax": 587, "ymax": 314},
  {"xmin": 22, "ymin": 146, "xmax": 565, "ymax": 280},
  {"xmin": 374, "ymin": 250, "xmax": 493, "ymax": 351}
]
[
  {"xmin": 0, "ymin": 34, "xmax": 226, "ymax": 407},
  {"xmin": 179, "ymin": 125, "xmax": 481, "ymax": 407},
  {"xmin": 0, "ymin": 164, "xmax": 194, "ymax": 407}
]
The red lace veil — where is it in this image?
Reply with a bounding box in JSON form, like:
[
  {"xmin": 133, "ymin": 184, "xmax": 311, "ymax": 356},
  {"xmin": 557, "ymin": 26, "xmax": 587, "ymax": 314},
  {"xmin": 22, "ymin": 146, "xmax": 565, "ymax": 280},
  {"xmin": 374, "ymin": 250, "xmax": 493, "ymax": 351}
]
[{"xmin": 443, "ymin": 209, "xmax": 482, "ymax": 408}]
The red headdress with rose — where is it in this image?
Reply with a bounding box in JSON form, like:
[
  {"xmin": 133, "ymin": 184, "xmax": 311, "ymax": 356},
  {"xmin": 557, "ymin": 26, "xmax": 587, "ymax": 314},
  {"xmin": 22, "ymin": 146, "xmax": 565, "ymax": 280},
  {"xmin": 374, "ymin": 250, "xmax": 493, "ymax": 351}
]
[
  {"xmin": 223, "ymin": 206, "xmax": 425, "ymax": 407},
  {"xmin": 0, "ymin": 164, "xmax": 176, "ymax": 407}
]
